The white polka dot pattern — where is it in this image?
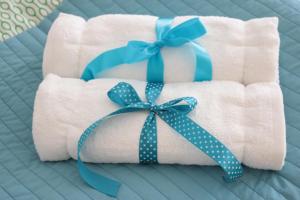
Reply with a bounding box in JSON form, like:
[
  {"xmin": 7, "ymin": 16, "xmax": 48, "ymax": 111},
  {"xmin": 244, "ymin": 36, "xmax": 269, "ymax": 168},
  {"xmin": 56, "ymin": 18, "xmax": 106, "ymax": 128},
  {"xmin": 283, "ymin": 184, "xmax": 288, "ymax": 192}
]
[
  {"xmin": 158, "ymin": 110, "xmax": 243, "ymax": 181},
  {"xmin": 77, "ymin": 82, "xmax": 243, "ymax": 194},
  {"xmin": 139, "ymin": 112, "xmax": 158, "ymax": 164}
]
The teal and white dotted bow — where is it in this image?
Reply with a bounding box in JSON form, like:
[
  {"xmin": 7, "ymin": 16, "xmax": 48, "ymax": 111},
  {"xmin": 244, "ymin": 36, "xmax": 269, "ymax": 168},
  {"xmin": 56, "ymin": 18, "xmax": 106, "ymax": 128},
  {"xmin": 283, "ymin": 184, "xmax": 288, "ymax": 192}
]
[{"xmin": 77, "ymin": 82, "xmax": 243, "ymax": 197}]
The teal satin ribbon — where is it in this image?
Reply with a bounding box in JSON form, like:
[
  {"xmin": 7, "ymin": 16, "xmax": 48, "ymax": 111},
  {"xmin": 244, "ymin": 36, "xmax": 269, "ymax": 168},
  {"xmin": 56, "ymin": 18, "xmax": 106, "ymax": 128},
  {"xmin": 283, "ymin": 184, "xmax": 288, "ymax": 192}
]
[
  {"xmin": 81, "ymin": 17, "xmax": 212, "ymax": 82},
  {"xmin": 77, "ymin": 82, "xmax": 243, "ymax": 197}
]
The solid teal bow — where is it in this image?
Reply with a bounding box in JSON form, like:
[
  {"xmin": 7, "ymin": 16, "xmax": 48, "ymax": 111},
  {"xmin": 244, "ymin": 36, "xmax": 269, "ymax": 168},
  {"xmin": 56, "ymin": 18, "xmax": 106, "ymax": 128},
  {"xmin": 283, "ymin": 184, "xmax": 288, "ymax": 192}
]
[
  {"xmin": 77, "ymin": 82, "xmax": 243, "ymax": 197},
  {"xmin": 81, "ymin": 17, "xmax": 212, "ymax": 82}
]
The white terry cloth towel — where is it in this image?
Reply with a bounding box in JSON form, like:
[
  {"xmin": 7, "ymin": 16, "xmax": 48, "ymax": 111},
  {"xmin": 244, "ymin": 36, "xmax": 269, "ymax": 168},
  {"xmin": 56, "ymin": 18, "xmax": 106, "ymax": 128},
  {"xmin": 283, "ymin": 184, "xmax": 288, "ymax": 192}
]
[
  {"xmin": 43, "ymin": 13, "xmax": 280, "ymax": 84},
  {"xmin": 33, "ymin": 74, "xmax": 286, "ymax": 170}
]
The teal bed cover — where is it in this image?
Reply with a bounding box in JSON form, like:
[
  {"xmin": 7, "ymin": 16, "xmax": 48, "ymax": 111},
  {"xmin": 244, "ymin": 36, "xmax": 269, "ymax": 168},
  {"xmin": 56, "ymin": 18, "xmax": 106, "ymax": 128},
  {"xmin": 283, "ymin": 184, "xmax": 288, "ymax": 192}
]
[{"xmin": 0, "ymin": 0, "xmax": 300, "ymax": 199}]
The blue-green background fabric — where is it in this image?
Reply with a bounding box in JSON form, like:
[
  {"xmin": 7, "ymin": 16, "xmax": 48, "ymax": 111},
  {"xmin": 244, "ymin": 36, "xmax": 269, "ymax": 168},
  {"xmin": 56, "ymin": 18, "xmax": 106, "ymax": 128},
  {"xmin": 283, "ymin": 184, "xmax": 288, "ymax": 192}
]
[{"xmin": 0, "ymin": 0, "xmax": 299, "ymax": 199}]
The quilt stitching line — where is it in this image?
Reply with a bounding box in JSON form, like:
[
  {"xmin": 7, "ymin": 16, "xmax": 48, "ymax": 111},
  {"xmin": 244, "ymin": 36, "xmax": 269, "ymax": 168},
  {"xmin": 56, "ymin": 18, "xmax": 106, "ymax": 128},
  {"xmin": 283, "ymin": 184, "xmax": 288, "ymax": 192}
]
[
  {"xmin": 149, "ymin": 165, "xmax": 196, "ymax": 200},
  {"xmin": 0, "ymin": 78, "xmax": 34, "ymax": 111},
  {"xmin": 2, "ymin": 43, "xmax": 42, "ymax": 82},
  {"xmin": 175, "ymin": 165, "xmax": 229, "ymax": 200},
  {"xmin": 124, "ymin": 165, "xmax": 170, "ymax": 200},
  {"xmin": 231, "ymin": 0, "xmax": 300, "ymax": 46},
  {"xmin": 153, "ymin": 165, "xmax": 217, "ymax": 200},
  {"xmin": 282, "ymin": 0, "xmax": 300, "ymax": 13},
  {"xmin": 62, "ymin": 160, "xmax": 142, "ymax": 200},
  {"xmin": 49, "ymin": 162, "xmax": 108, "ymax": 200},
  {"xmin": 5, "ymin": 38, "xmax": 43, "ymax": 80},
  {"xmin": 0, "ymin": 118, "xmax": 68, "ymax": 200},
  {"xmin": 0, "ymin": 165, "xmax": 40, "ymax": 200},
  {"xmin": 175, "ymin": 165, "xmax": 242, "ymax": 200},
  {"xmin": 95, "ymin": 164, "xmax": 145, "ymax": 200},
  {"xmin": 0, "ymin": 184, "xmax": 15, "ymax": 200},
  {"xmin": 0, "ymin": 49, "xmax": 40, "ymax": 89},
  {"xmin": 0, "ymin": 136, "xmax": 45, "ymax": 200}
]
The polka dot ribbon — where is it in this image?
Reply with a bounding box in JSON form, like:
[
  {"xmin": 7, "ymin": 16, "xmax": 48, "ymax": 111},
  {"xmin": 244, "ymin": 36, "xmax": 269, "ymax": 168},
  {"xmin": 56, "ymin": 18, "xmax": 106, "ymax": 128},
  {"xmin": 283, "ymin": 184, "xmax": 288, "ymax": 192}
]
[{"xmin": 77, "ymin": 82, "xmax": 243, "ymax": 197}]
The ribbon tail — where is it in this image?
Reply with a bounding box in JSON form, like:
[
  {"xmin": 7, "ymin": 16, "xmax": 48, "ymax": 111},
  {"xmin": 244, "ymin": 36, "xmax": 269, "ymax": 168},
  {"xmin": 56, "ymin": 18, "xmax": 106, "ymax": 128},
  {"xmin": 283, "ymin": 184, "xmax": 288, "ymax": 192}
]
[
  {"xmin": 77, "ymin": 115, "xmax": 122, "ymax": 197},
  {"xmin": 77, "ymin": 158, "xmax": 120, "ymax": 197},
  {"xmin": 192, "ymin": 42, "xmax": 213, "ymax": 81},
  {"xmin": 158, "ymin": 110, "xmax": 243, "ymax": 181},
  {"xmin": 147, "ymin": 52, "xmax": 164, "ymax": 82},
  {"xmin": 81, "ymin": 42, "xmax": 152, "ymax": 81},
  {"xmin": 77, "ymin": 107, "xmax": 146, "ymax": 197},
  {"xmin": 139, "ymin": 112, "xmax": 158, "ymax": 164},
  {"xmin": 81, "ymin": 47, "xmax": 128, "ymax": 81}
]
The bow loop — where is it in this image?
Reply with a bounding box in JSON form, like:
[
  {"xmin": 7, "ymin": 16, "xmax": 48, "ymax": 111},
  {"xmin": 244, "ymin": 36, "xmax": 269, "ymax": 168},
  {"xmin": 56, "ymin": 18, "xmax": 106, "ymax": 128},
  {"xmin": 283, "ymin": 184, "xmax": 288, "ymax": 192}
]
[
  {"xmin": 162, "ymin": 18, "xmax": 206, "ymax": 47},
  {"xmin": 107, "ymin": 82, "xmax": 142, "ymax": 106},
  {"xmin": 159, "ymin": 96, "xmax": 197, "ymax": 114},
  {"xmin": 125, "ymin": 41, "xmax": 155, "ymax": 62},
  {"xmin": 153, "ymin": 40, "xmax": 165, "ymax": 48},
  {"xmin": 156, "ymin": 18, "xmax": 173, "ymax": 40},
  {"xmin": 126, "ymin": 40, "xmax": 165, "ymax": 61}
]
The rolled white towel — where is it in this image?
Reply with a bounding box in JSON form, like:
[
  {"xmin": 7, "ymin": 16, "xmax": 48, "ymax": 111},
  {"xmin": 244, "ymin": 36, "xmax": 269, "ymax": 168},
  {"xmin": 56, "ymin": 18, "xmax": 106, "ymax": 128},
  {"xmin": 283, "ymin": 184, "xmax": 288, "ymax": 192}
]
[
  {"xmin": 32, "ymin": 74, "xmax": 286, "ymax": 170},
  {"xmin": 43, "ymin": 13, "xmax": 280, "ymax": 84}
]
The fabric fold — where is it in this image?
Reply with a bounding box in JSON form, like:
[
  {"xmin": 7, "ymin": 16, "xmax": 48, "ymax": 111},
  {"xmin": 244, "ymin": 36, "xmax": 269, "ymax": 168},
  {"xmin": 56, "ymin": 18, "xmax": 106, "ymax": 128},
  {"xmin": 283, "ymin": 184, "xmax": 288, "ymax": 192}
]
[{"xmin": 32, "ymin": 74, "xmax": 286, "ymax": 170}]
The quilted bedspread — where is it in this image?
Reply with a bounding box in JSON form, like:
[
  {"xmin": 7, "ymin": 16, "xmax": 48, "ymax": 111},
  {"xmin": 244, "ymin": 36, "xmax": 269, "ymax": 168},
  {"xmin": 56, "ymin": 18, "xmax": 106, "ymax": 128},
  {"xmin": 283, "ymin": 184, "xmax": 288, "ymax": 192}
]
[{"xmin": 0, "ymin": 0, "xmax": 300, "ymax": 199}]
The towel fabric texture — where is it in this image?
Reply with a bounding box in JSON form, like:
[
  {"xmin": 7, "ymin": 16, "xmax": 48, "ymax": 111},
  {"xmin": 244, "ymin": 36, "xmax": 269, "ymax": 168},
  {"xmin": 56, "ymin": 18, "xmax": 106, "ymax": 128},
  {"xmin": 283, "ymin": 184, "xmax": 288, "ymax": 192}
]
[
  {"xmin": 33, "ymin": 74, "xmax": 286, "ymax": 170},
  {"xmin": 43, "ymin": 13, "xmax": 280, "ymax": 84}
]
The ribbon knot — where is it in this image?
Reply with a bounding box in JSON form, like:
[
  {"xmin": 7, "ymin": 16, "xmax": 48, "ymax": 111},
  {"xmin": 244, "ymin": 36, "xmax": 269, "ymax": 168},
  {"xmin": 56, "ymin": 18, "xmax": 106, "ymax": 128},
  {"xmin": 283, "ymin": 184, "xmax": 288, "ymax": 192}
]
[
  {"xmin": 145, "ymin": 40, "xmax": 165, "ymax": 55},
  {"xmin": 81, "ymin": 17, "xmax": 212, "ymax": 83},
  {"xmin": 77, "ymin": 82, "xmax": 243, "ymax": 197},
  {"xmin": 149, "ymin": 104, "xmax": 159, "ymax": 112},
  {"xmin": 152, "ymin": 40, "xmax": 165, "ymax": 48}
]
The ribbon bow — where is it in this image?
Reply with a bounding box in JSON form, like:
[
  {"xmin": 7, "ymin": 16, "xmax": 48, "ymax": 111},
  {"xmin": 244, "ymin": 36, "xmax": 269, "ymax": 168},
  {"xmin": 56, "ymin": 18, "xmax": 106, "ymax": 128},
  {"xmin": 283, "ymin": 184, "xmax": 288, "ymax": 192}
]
[
  {"xmin": 77, "ymin": 82, "xmax": 243, "ymax": 197},
  {"xmin": 81, "ymin": 17, "xmax": 212, "ymax": 82}
]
